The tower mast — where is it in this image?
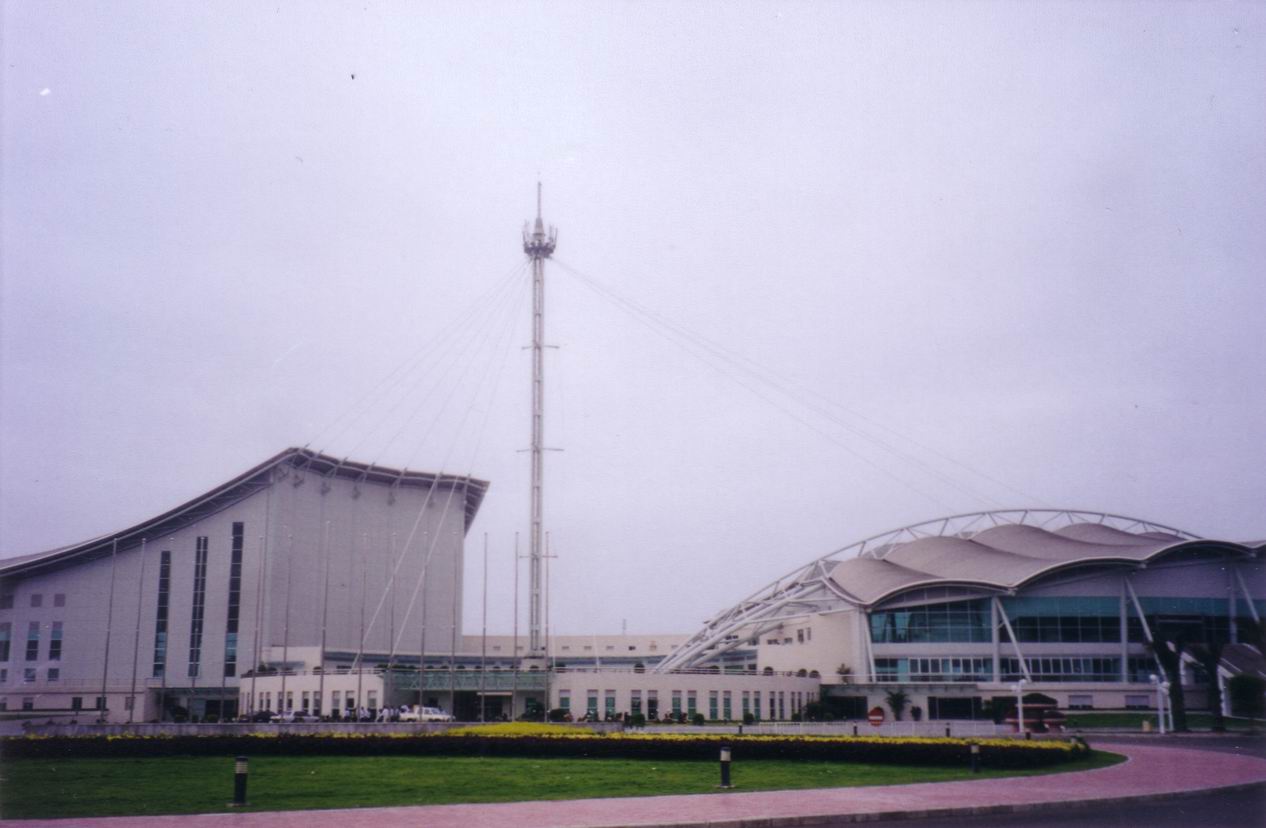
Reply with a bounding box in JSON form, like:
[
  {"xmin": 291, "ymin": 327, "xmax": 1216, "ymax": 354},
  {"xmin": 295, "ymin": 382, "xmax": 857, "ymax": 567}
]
[{"xmin": 523, "ymin": 183, "xmax": 557, "ymax": 657}]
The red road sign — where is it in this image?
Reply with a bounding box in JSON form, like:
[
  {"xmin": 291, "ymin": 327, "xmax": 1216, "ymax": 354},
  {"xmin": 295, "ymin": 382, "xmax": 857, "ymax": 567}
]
[{"xmin": 868, "ymin": 706, "xmax": 885, "ymax": 726}]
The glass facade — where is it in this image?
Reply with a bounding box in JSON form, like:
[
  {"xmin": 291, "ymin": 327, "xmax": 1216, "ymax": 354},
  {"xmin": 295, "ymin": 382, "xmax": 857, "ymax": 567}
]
[
  {"xmin": 875, "ymin": 656, "xmax": 993, "ymax": 683},
  {"xmin": 1001, "ymin": 656, "xmax": 1119, "ymax": 682},
  {"xmin": 187, "ymin": 537, "xmax": 209, "ymax": 677},
  {"xmin": 999, "ymin": 597, "xmax": 1120, "ymax": 643},
  {"xmin": 223, "ymin": 523, "xmax": 244, "ymax": 677},
  {"xmin": 870, "ymin": 599, "xmax": 990, "ymax": 643},
  {"xmin": 152, "ymin": 551, "xmax": 171, "ymax": 677}
]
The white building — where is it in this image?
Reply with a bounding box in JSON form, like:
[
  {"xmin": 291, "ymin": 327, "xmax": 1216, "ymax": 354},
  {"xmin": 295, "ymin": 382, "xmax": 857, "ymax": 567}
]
[{"xmin": 0, "ymin": 448, "xmax": 484, "ymax": 722}]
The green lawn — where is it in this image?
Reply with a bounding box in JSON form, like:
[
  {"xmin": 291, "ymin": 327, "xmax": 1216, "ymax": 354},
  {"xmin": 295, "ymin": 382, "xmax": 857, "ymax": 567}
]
[
  {"xmin": 0, "ymin": 752, "xmax": 1123, "ymax": 820},
  {"xmin": 1063, "ymin": 712, "xmax": 1264, "ymax": 730}
]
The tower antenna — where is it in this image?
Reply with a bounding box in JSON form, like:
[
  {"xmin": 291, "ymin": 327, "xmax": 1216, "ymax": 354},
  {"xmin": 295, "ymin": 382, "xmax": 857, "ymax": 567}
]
[{"xmin": 523, "ymin": 184, "xmax": 557, "ymax": 658}]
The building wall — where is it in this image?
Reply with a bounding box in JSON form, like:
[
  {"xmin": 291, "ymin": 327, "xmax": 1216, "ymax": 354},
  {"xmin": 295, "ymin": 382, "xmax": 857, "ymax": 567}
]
[
  {"xmin": 551, "ymin": 670, "xmax": 821, "ymax": 721},
  {"xmin": 0, "ymin": 464, "xmax": 470, "ymax": 721}
]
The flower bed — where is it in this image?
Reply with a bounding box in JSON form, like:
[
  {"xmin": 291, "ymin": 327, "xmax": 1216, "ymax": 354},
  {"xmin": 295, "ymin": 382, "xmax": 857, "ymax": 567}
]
[{"xmin": 0, "ymin": 731, "xmax": 1087, "ymax": 769}]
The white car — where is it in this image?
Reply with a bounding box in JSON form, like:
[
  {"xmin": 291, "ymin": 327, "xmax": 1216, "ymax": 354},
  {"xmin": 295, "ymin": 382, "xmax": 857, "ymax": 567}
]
[
  {"xmin": 398, "ymin": 705, "xmax": 454, "ymax": 722},
  {"xmin": 270, "ymin": 709, "xmax": 320, "ymax": 723}
]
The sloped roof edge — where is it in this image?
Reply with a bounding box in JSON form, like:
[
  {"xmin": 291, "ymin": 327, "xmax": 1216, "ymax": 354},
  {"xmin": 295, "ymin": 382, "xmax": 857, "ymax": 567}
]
[{"xmin": 0, "ymin": 448, "xmax": 489, "ymax": 578}]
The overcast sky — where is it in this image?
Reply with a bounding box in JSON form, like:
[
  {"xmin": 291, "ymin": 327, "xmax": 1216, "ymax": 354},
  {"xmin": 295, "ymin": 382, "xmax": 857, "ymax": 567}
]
[{"xmin": 3, "ymin": 1, "xmax": 1264, "ymax": 637}]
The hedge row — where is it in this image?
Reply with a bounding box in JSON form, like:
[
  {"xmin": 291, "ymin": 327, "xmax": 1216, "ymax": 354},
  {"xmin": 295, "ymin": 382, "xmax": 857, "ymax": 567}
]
[{"xmin": 0, "ymin": 734, "xmax": 1086, "ymax": 769}]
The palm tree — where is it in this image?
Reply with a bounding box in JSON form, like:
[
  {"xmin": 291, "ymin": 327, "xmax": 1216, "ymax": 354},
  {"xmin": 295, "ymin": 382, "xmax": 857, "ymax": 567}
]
[{"xmin": 885, "ymin": 689, "xmax": 909, "ymax": 721}]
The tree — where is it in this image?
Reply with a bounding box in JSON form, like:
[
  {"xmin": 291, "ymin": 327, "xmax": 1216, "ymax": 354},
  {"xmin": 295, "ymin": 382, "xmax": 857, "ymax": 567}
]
[
  {"xmin": 1228, "ymin": 675, "xmax": 1265, "ymax": 719},
  {"xmin": 835, "ymin": 663, "xmax": 853, "ymax": 683},
  {"xmin": 884, "ymin": 689, "xmax": 909, "ymax": 721}
]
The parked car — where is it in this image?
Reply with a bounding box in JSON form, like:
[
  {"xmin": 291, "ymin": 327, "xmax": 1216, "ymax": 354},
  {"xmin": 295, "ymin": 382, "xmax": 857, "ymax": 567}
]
[
  {"xmin": 270, "ymin": 709, "xmax": 320, "ymax": 723},
  {"xmin": 398, "ymin": 705, "xmax": 454, "ymax": 722}
]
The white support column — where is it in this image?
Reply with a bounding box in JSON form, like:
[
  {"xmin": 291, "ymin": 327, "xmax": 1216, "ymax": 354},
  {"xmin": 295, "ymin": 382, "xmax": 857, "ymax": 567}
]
[
  {"xmin": 993, "ymin": 597, "xmax": 1031, "ymax": 681},
  {"xmin": 990, "ymin": 598, "xmax": 1001, "ymax": 682},
  {"xmin": 1235, "ymin": 569, "xmax": 1260, "ymax": 623}
]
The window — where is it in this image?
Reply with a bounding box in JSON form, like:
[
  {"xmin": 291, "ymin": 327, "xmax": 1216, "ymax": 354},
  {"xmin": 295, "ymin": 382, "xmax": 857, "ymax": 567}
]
[
  {"xmin": 0, "ymin": 668, "xmax": 6, "ymax": 683},
  {"xmin": 302, "ymin": 691, "xmax": 311, "ymax": 711},
  {"xmin": 586, "ymin": 690, "xmax": 598, "ymax": 717},
  {"xmin": 29, "ymin": 594, "xmax": 42, "ymax": 609},
  {"xmin": 604, "ymin": 691, "xmax": 616, "ymax": 718},
  {"xmin": 330, "ymin": 691, "xmax": 339, "ymax": 713},
  {"xmin": 561, "ymin": 645, "xmax": 570, "ymax": 651},
  {"xmin": 999, "ymin": 597, "xmax": 1121, "ymax": 643},
  {"xmin": 94, "ymin": 696, "xmax": 105, "ymax": 710},
  {"xmin": 71, "ymin": 697, "xmax": 82, "ymax": 711},
  {"xmin": 870, "ymin": 598, "xmax": 992, "ymax": 643},
  {"xmin": 152, "ymin": 551, "xmax": 172, "ymax": 677},
  {"xmin": 605, "ymin": 645, "xmax": 614, "ymax": 651},
  {"xmin": 47, "ymin": 668, "xmax": 59, "ymax": 682},
  {"xmin": 630, "ymin": 690, "xmax": 642, "ymax": 715},
  {"xmin": 647, "ymin": 690, "xmax": 659, "ymax": 719},
  {"xmin": 1001, "ymin": 656, "xmax": 1120, "ymax": 683},
  {"xmin": 708, "ymin": 691, "xmax": 718, "ymax": 720},
  {"xmin": 0, "ymin": 699, "xmax": 6, "ymax": 711},
  {"xmin": 874, "ymin": 657, "xmax": 993, "ymax": 683},
  {"xmin": 124, "ymin": 696, "xmax": 134, "ymax": 710},
  {"xmin": 224, "ymin": 523, "xmax": 244, "ymax": 677},
  {"xmin": 742, "ymin": 692, "xmax": 750, "ymax": 717},
  {"xmin": 559, "ymin": 690, "xmax": 570, "ymax": 711},
  {"xmin": 25, "ymin": 622, "xmax": 40, "ymax": 661},
  {"xmin": 671, "ymin": 690, "xmax": 682, "ymax": 716},
  {"xmin": 723, "ymin": 691, "xmax": 732, "ymax": 720},
  {"xmin": 687, "ymin": 690, "xmax": 697, "ymax": 715},
  {"xmin": 0, "ymin": 593, "xmax": 13, "ymax": 609},
  {"xmin": 367, "ymin": 690, "xmax": 378, "ymax": 711},
  {"xmin": 48, "ymin": 622, "xmax": 62, "ymax": 661},
  {"xmin": 796, "ymin": 629, "xmax": 804, "ymax": 643},
  {"xmin": 187, "ymin": 537, "xmax": 209, "ymax": 677},
  {"xmin": 23, "ymin": 668, "xmax": 36, "ymax": 683},
  {"xmin": 0, "ymin": 622, "xmax": 10, "ymax": 662},
  {"xmin": 22, "ymin": 696, "xmax": 34, "ymax": 711},
  {"xmin": 1068, "ymin": 694, "xmax": 1094, "ymax": 710},
  {"xmin": 53, "ymin": 594, "xmax": 66, "ymax": 608}
]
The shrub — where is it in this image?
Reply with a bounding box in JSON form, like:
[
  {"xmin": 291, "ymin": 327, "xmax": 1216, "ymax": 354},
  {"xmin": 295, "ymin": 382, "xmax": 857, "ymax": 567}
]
[
  {"xmin": 690, "ymin": 713, "xmax": 705, "ymax": 726},
  {"xmin": 0, "ymin": 732, "xmax": 1088, "ymax": 769},
  {"xmin": 629, "ymin": 713, "xmax": 646, "ymax": 728},
  {"xmin": 743, "ymin": 712, "xmax": 755, "ymax": 725}
]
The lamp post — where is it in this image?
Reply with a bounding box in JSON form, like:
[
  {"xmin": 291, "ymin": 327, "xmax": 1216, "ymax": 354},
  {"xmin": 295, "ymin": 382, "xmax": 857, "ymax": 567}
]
[{"xmin": 1010, "ymin": 679, "xmax": 1027, "ymax": 735}]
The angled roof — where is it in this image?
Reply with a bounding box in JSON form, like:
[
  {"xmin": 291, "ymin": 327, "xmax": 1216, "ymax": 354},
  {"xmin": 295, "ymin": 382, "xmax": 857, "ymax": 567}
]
[{"xmin": 0, "ymin": 448, "xmax": 488, "ymax": 578}]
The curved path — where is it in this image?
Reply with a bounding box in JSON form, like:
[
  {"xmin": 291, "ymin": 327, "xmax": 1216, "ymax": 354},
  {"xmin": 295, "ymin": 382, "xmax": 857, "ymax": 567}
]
[{"xmin": 7, "ymin": 741, "xmax": 1266, "ymax": 827}]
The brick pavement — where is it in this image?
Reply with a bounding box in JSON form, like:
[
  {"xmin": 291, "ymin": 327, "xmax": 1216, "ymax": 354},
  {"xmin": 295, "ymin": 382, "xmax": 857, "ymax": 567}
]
[{"xmin": 5, "ymin": 741, "xmax": 1265, "ymax": 827}]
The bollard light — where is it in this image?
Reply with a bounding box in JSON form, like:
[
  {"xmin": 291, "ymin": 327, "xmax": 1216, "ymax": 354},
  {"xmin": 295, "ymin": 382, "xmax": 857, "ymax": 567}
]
[
  {"xmin": 719, "ymin": 743, "xmax": 733, "ymax": 789},
  {"xmin": 231, "ymin": 755, "xmax": 249, "ymax": 807},
  {"xmin": 970, "ymin": 742, "xmax": 981, "ymax": 773}
]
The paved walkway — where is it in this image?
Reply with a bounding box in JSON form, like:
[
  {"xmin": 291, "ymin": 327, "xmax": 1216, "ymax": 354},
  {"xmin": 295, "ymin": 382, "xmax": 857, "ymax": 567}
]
[{"xmin": 7, "ymin": 741, "xmax": 1266, "ymax": 827}]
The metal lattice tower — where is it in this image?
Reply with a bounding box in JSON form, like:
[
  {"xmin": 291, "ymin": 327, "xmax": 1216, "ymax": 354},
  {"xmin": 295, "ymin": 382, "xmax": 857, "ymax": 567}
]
[{"xmin": 523, "ymin": 183, "xmax": 557, "ymax": 656}]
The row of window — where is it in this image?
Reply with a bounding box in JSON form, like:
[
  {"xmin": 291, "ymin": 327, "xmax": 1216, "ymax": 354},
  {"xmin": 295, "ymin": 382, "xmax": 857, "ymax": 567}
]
[
  {"xmin": 875, "ymin": 655, "xmax": 1163, "ymax": 683},
  {"xmin": 0, "ymin": 593, "xmax": 67, "ymax": 610},
  {"xmin": 0, "ymin": 667, "xmax": 61, "ymax": 683},
  {"xmin": 557, "ymin": 688, "xmax": 809, "ymax": 721},
  {"xmin": 0, "ymin": 621, "xmax": 63, "ymax": 662},
  {"xmin": 244, "ymin": 689, "xmax": 379, "ymax": 714},
  {"xmin": 874, "ymin": 657, "xmax": 994, "ymax": 683},
  {"xmin": 0, "ymin": 696, "xmax": 104, "ymax": 712},
  {"xmin": 871, "ymin": 596, "xmax": 1257, "ymax": 645}
]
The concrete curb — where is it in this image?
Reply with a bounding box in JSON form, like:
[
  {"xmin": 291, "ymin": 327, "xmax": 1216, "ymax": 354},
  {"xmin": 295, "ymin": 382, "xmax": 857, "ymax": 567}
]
[{"xmin": 614, "ymin": 780, "xmax": 1266, "ymax": 827}]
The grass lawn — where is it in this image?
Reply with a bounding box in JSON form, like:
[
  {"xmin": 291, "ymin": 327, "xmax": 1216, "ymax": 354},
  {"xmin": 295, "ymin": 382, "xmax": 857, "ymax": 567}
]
[
  {"xmin": 1063, "ymin": 712, "xmax": 1264, "ymax": 730},
  {"xmin": 0, "ymin": 751, "xmax": 1123, "ymax": 820}
]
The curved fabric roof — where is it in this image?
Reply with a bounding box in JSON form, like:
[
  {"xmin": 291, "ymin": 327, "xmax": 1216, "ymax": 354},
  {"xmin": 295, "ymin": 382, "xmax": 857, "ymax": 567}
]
[
  {"xmin": 656, "ymin": 509, "xmax": 1261, "ymax": 672},
  {"xmin": 827, "ymin": 522, "xmax": 1246, "ymax": 607},
  {"xmin": 0, "ymin": 448, "xmax": 489, "ymax": 578}
]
